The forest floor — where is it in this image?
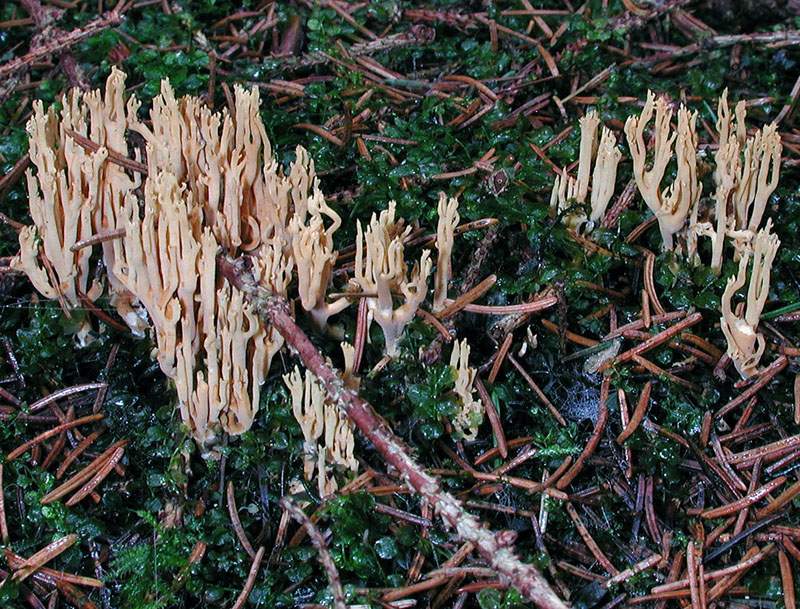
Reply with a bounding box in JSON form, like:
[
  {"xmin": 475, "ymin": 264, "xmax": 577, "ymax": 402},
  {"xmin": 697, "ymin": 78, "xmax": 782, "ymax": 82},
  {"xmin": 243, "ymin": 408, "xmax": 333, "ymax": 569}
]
[{"xmin": 2, "ymin": 1, "xmax": 800, "ymax": 608}]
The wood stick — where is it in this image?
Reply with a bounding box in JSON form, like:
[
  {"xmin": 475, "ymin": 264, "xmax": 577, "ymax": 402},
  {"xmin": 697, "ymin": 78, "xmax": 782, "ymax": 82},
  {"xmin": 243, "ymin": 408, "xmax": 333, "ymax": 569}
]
[{"xmin": 218, "ymin": 255, "xmax": 568, "ymax": 609}]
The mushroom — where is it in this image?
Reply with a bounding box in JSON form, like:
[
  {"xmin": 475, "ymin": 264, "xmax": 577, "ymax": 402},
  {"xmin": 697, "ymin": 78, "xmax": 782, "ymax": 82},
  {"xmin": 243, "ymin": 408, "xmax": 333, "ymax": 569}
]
[
  {"xmin": 284, "ymin": 366, "xmax": 324, "ymax": 480},
  {"xmin": 433, "ymin": 192, "xmax": 460, "ymax": 313},
  {"xmin": 13, "ymin": 97, "xmax": 108, "ymax": 344},
  {"xmin": 720, "ymin": 220, "xmax": 780, "ymax": 378},
  {"xmin": 693, "ymin": 91, "xmax": 744, "ymax": 273},
  {"xmin": 625, "ymin": 91, "xmax": 701, "ymax": 251},
  {"xmin": 285, "ymin": 347, "xmax": 358, "ymax": 497},
  {"xmin": 113, "ymin": 171, "xmax": 202, "ymax": 379},
  {"xmin": 353, "ymin": 201, "xmax": 432, "ymax": 356},
  {"xmin": 729, "ymin": 120, "xmax": 781, "ymax": 255},
  {"xmin": 449, "ymin": 339, "xmax": 484, "ymax": 441},
  {"xmin": 550, "ymin": 110, "xmax": 621, "ymax": 230},
  {"xmin": 289, "ymin": 189, "xmax": 349, "ymax": 329}
]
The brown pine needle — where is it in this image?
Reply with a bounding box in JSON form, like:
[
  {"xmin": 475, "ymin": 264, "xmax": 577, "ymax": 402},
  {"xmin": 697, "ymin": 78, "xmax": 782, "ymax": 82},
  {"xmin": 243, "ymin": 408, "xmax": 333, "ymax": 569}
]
[
  {"xmin": 56, "ymin": 430, "xmax": 104, "ymax": 479},
  {"xmin": 416, "ymin": 308, "xmax": 452, "ymax": 340},
  {"xmin": 227, "ymin": 481, "xmax": 256, "ymax": 559},
  {"xmin": 507, "ymin": 354, "xmax": 566, "ymax": 426},
  {"xmin": 65, "ymin": 128, "xmax": 148, "ymax": 174},
  {"xmin": 617, "ymin": 381, "xmax": 652, "ymax": 444},
  {"xmin": 0, "ymin": 464, "xmax": 8, "ymax": 544},
  {"xmin": 12, "ymin": 534, "xmax": 78, "ymax": 583},
  {"xmin": 701, "ymin": 476, "xmax": 786, "ymax": 518},
  {"xmin": 69, "ymin": 228, "xmax": 126, "ymax": 252},
  {"xmin": 463, "ymin": 294, "xmax": 558, "ymax": 316},
  {"xmin": 716, "ymin": 356, "xmax": 789, "ymax": 418},
  {"xmin": 565, "ymin": 502, "xmax": 619, "ymax": 576},
  {"xmin": 488, "ymin": 332, "xmax": 513, "ymax": 384},
  {"xmin": 65, "ymin": 446, "xmax": 125, "ymax": 506},
  {"xmin": 475, "ymin": 377, "xmax": 507, "ymax": 459},
  {"xmin": 42, "ymin": 440, "xmax": 128, "ymax": 505},
  {"xmin": 605, "ymin": 554, "xmax": 661, "ymax": 587},
  {"xmin": 435, "ymin": 275, "xmax": 497, "ymax": 319},
  {"xmin": 7, "ymin": 414, "xmax": 104, "ymax": 461},
  {"xmin": 755, "ymin": 480, "xmax": 800, "ymax": 519},
  {"xmin": 600, "ymin": 313, "xmax": 703, "ymax": 371},
  {"xmin": 779, "ymin": 550, "xmax": 796, "ymax": 609},
  {"xmin": 4, "ymin": 549, "xmax": 103, "ymax": 588},
  {"xmin": 557, "ymin": 377, "xmax": 609, "ymax": 490},
  {"xmin": 230, "ymin": 546, "xmax": 265, "ymax": 609}
]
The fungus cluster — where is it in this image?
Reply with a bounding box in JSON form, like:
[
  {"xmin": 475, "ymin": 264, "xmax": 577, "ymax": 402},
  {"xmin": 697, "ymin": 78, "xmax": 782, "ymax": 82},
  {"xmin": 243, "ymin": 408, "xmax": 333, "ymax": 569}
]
[
  {"xmin": 449, "ymin": 339, "xmax": 484, "ymax": 441},
  {"xmin": 693, "ymin": 90, "xmax": 782, "ymax": 273},
  {"xmin": 550, "ymin": 109, "xmax": 622, "ymax": 230},
  {"xmin": 720, "ymin": 221, "xmax": 780, "ymax": 378},
  {"xmin": 552, "ymin": 91, "xmax": 783, "ymax": 378},
  {"xmin": 14, "ymin": 69, "xmax": 465, "ymax": 450},
  {"xmin": 624, "ymin": 91, "xmax": 702, "ymax": 252},
  {"xmin": 353, "ymin": 201, "xmax": 432, "ymax": 357},
  {"xmin": 284, "ymin": 344, "xmax": 359, "ymax": 498},
  {"xmin": 14, "ymin": 69, "xmax": 318, "ymax": 448}
]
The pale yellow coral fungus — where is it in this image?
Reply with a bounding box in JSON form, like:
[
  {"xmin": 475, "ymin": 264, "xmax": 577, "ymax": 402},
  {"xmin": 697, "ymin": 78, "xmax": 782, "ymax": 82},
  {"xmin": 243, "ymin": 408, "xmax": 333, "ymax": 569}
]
[
  {"xmin": 625, "ymin": 91, "xmax": 701, "ymax": 251},
  {"xmin": 433, "ymin": 192, "xmax": 460, "ymax": 313},
  {"xmin": 449, "ymin": 339, "xmax": 484, "ymax": 441},
  {"xmin": 289, "ymin": 189, "xmax": 349, "ymax": 329},
  {"xmin": 720, "ymin": 221, "xmax": 780, "ymax": 379},
  {"xmin": 14, "ymin": 98, "xmax": 106, "ymax": 342},
  {"xmin": 354, "ymin": 201, "xmax": 432, "ymax": 356},
  {"xmin": 284, "ymin": 345, "xmax": 358, "ymax": 497},
  {"xmin": 11, "ymin": 70, "xmax": 150, "ymax": 343},
  {"xmin": 15, "ymin": 70, "xmax": 314, "ymax": 447},
  {"xmin": 550, "ymin": 110, "xmax": 621, "ymax": 229}
]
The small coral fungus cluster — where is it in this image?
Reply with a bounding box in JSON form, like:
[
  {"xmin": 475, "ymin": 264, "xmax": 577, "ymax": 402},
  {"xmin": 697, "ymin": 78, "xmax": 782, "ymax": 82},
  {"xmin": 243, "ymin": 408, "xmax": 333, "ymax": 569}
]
[
  {"xmin": 552, "ymin": 90, "xmax": 782, "ymax": 378},
  {"xmin": 12, "ymin": 69, "xmax": 482, "ymax": 467}
]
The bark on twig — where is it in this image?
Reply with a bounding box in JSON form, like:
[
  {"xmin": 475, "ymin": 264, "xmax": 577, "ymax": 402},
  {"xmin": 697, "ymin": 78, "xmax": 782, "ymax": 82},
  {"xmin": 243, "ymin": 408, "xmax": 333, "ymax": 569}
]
[
  {"xmin": 0, "ymin": 3, "xmax": 127, "ymax": 81},
  {"xmin": 218, "ymin": 254, "xmax": 569, "ymax": 609}
]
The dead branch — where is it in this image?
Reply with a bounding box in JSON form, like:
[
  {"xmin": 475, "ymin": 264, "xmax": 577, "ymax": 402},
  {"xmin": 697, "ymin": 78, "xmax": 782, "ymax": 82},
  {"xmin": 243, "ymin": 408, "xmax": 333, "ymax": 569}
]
[{"xmin": 218, "ymin": 254, "xmax": 568, "ymax": 609}]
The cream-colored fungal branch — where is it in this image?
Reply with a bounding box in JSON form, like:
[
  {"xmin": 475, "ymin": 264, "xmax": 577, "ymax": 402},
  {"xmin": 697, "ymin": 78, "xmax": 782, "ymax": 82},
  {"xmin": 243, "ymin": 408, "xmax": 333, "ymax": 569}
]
[
  {"xmin": 720, "ymin": 221, "xmax": 780, "ymax": 378},
  {"xmin": 694, "ymin": 90, "xmax": 782, "ymax": 269},
  {"xmin": 354, "ymin": 201, "xmax": 432, "ymax": 356},
  {"xmin": 14, "ymin": 68, "xmax": 161, "ymax": 339},
  {"xmin": 449, "ymin": 339, "xmax": 484, "ymax": 441},
  {"xmin": 113, "ymin": 171, "xmax": 202, "ymax": 378},
  {"xmin": 114, "ymin": 172, "xmax": 290, "ymax": 447},
  {"xmin": 290, "ymin": 190, "xmax": 349, "ymax": 329},
  {"xmin": 83, "ymin": 68, "xmax": 147, "ymax": 334},
  {"xmin": 127, "ymin": 79, "xmax": 318, "ymax": 253},
  {"xmin": 550, "ymin": 110, "xmax": 621, "ymax": 229},
  {"xmin": 625, "ymin": 91, "xmax": 702, "ymax": 251},
  {"xmin": 729, "ymin": 121, "xmax": 782, "ymax": 255},
  {"xmin": 285, "ymin": 348, "xmax": 358, "ymax": 498},
  {"xmin": 13, "ymin": 98, "xmax": 108, "ymax": 344},
  {"xmin": 17, "ymin": 69, "xmax": 343, "ymax": 448},
  {"xmin": 590, "ymin": 127, "xmax": 623, "ymax": 223},
  {"xmin": 433, "ymin": 192, "xmax": 459, "ymax": 313},
  {"xmin": 694, "ymin": 91, "xmax": 745, "ymax": 273},
  {"xmin": 285, "ymin": 366, "xmax": 325, "ymax": 481},
  {"xmin": 190, "ymin": 276, "xmax": 275, "ymax": 445}
]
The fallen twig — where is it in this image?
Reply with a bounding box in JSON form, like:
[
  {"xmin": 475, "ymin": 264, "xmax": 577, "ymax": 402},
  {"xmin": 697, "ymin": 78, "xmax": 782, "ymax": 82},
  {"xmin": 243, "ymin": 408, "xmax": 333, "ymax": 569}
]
[{"xmin": 218, "ymin": 254, "xmax": 568, "ymax": 609}]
